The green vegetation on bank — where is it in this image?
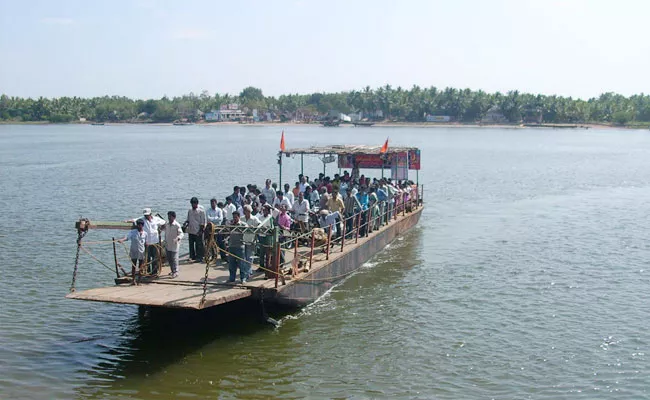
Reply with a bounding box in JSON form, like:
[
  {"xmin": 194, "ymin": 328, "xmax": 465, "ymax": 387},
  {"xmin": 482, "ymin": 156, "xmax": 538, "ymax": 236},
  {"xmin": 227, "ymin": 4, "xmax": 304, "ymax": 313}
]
[{"xmin": 1, "ymin": 86, "xmax": 650, "ymax": 125}]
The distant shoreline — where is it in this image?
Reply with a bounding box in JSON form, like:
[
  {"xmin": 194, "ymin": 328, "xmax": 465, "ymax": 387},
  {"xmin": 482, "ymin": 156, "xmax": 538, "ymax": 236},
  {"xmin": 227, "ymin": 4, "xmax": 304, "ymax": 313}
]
[{"xmin": 0, "ymin": 120, "xmax": 647, "ymax": 130}]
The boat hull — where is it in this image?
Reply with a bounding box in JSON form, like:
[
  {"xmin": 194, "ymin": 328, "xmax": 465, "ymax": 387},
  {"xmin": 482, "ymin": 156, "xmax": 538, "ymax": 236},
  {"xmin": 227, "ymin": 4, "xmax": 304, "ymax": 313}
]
[{"xmin": 268, "ymin": 207, "xmax": 422, "ymax": 307}]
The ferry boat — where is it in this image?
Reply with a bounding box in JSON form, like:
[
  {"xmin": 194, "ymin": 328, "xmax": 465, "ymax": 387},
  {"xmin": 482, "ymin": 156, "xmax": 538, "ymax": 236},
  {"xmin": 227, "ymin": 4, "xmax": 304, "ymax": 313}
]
[{"xmin": 66, "ymin": 143, "xmax": 423, "ymax": 310}]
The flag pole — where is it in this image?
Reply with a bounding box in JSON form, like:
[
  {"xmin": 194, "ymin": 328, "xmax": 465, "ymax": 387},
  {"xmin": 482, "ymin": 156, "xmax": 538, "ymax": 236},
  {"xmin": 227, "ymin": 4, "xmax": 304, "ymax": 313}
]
[{"xmin": 279, "ymin": 152, "xmax": 282, "ymax": 188}]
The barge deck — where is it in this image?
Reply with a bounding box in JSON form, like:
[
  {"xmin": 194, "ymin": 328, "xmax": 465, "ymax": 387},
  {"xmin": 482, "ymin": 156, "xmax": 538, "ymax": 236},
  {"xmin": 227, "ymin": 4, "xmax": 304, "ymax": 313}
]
[{"xmin": 67, "ymin": 205, "xmax": 422, "ymax": 310}]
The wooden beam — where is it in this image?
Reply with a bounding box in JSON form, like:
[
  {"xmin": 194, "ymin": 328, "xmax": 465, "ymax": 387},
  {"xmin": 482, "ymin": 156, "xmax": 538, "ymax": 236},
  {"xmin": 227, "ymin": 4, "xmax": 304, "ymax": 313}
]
[{"xmin": 76, "ymin": 220, "xmax": 133, "ymax": 231}]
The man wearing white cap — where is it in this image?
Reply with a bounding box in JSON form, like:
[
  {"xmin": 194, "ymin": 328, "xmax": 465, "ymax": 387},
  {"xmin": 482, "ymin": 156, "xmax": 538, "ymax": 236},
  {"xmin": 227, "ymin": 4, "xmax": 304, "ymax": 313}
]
[
  {"xmin": 127, "ymin": 208, "xmax": 166, "ymax": 274},
  {"xmin": 318, "ymin": 209, "xmax": 341, "ymax": 236}
]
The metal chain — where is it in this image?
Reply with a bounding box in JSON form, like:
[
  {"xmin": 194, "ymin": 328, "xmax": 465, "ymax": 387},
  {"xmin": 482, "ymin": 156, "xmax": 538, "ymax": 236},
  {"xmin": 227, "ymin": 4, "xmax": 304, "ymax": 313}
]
[
  {"xmin": 70, "ymin": 219, "xmax": 89, "ymax": 292},
  {"xmin": 199, "ymin": 258, "xmax": 210, "ymax": 307}
]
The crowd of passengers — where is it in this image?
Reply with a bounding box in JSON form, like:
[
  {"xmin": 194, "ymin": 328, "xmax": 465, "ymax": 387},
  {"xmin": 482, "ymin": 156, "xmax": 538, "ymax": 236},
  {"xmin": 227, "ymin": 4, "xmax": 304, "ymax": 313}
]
[{"xmin": 120, "ymin": 171, "xmax": 418, "ymax": 285}]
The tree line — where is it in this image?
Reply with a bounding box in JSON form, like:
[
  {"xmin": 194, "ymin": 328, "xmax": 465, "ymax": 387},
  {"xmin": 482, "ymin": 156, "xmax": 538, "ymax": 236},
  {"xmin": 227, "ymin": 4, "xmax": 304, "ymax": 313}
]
[{"xmin": 1, "ymin": 85, "xmax": 649, "ymax": 125}]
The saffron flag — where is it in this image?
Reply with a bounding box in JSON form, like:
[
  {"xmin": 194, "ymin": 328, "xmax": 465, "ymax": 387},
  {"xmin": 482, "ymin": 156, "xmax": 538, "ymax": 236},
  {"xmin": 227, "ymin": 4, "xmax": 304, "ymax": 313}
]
[
  {"xmin": 280, "ymin": 131, "xmax": 286, "ymax": 151},
  {"xmin": 380, "ymin": 137, "xmax": 389, "ymax": 153}
]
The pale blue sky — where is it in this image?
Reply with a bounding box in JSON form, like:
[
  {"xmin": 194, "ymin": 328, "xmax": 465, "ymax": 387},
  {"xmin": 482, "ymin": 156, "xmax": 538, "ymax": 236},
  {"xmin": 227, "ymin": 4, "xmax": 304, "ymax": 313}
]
[{"xmin": 1, "ymin": 0, "xmax": 648, "ymax": 99}]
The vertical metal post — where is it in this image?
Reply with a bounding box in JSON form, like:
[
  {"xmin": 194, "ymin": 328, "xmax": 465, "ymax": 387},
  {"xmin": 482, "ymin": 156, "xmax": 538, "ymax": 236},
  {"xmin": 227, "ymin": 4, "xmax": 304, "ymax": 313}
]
[
  {"xmin": 112, "ymin": 237, "xmax": 119, "ymax": 278},
  {"xmin": 293, "ymin": 237, "xmax": 298, "ymax": 276},
  {"xmin": 325, "ymin": 226, "xmax": 332, "ymax": 260},
  {"xmin": 340, "ymin": 217, "xmax": 346, "ymax": 251},
  {"xmin": 323, "ymin": 160, "xmax": 326, "ymax": 177},
  {"xmin": 309, "ymin": 230, "xmax": 315, "ymax": 267},
  {"xmin": 274, "ymin": 227, "xmax": 280, "ymax": 288},
  {"xmin": 415, "ymin": 187, "xmax": 419, "ymax": 209},
  {"xmin": 301, "ymin": 154, "xmax": 304, "ymax": 176},
  {"xmin": 355, "ymin": 213, "xmax": 361, "ymax": 243},
  {"xmin": 394, "ymin": 198, "xmax": 397, "ymax": 220},
  {"xmin": 416, "ymin": 169, "xmax": 419, "ymax": 186},
  {"xmin": 158, "ymin": 236, "xmax": 163, "ymax": 276}
]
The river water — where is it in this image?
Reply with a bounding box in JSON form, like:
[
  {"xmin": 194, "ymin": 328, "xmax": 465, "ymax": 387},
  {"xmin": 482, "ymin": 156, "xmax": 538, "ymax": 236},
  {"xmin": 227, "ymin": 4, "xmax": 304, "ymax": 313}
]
[{"xmin": 0, "ymin": 124, "xmax": 649, "ymax": 399}]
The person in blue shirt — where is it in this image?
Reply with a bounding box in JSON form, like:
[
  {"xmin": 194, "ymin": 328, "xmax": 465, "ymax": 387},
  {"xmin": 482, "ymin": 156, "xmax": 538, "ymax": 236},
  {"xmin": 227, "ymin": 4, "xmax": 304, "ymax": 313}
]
[
  {"xmin": 376, "ymin": 181, "xmax": 389, "ymax": 225},
  {"xmin": 356, "ymin": 187, "xmax": 370, "ymax": 237}
]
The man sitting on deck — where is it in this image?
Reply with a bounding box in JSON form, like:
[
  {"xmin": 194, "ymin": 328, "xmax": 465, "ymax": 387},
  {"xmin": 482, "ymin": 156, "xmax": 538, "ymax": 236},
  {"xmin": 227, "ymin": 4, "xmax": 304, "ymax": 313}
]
[{"xmin": 117, "ymin": 219, "xmax": 146, "ymax": 285}]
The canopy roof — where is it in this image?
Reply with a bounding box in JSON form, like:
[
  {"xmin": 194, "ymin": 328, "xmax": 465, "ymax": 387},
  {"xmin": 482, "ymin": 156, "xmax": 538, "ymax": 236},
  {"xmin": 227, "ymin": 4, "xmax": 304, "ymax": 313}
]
[{"xmin": 281, "ymin": 144, "xmax": 419, "ymax": 156}]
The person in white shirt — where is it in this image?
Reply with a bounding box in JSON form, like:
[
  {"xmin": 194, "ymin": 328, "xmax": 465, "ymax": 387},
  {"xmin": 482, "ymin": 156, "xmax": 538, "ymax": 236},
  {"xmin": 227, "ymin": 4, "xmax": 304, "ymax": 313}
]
[
  {"xmin": 272, "ymin": 191, "xmax": 292, "ymax": 209},
  {"xmin": 223, "ymin": 196, "xmax": 237, "ymax": 224},
  {"xmin": 261, "ymin": 179, "xmax": 276, "ymax": 205},
  {"xmin": 127, "ymin": 208, "xmax": 166, "ymax": 275},
  {"xmin": 291, "ymin": 191, "xmax": 310, "ymax": 232},
  {"xmin": 207, "ymin": 198, "xmax": 224, "ymax": 226},
  {"xmin": 185, "ymin": 197, "xmax": 206, "ymax": 263},
  {"xmin": 163, "ymin": 211, "xmax": 184, "ymax": 278},
  {"xmin": 318, "ymin": 209, "xmax": 341, "ymax": 235},
  {"xmin": 298, "ymin": 175, "xmax": 308, "ymax": 193},
  {"xmin": 242, "ymin": 205, "xmax": 261, "ymax": 270},
  {"xmin": 117, "ymin": 219, "xmax": 146, "ymax": 284},
  {"xmin": 309, "ymin": 184, "xmax": 320, "ymax": 208},
  {"xmin": 283, "ymin": 183, "xmax": 294, "ymax": 204}
]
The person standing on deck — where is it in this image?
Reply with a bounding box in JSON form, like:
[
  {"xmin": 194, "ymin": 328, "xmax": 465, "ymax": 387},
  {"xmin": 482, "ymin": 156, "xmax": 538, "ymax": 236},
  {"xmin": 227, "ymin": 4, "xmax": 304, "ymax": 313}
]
[
  {"xmin": 207, "ymin": 198, "xmax": 224, "ymax": 226},
  {"xmin": 327, "ymin": 190, "xmax": 345, "ymax": 215},
  {"xmin": 257, "ymin": 204, "xmax": 275, "ymax": 277},
  {"xmin": 227, "ymin": 211, "xmax": 249, "ymax": 283},
  {"xmin": 377, "ymin": 181, "xmax": 389, "ymax": 225},
  {"xmin": 299, "ymin": 175, "xmax": 308, "ymax": 193},
  {"xmin": 207, "ymin": 198, "xmax": 224, "ymax": 261},
  {"xmin": 242, "ymin": 205, "xmax": 261, "ymax": 272},
  {"xmin": 318, "ymin": 187, "xmax": 330, "ymax": 211},
  {"xmin": 273, "ymin": 190, "xmax": 292, "ymax": 209},
  {"xmin": 185, "ymin": 197, "xmax": 206, "ymax": 263},
  {"xmin": 326, "ymin": 190, "xmax": 345, "ymax": 238},
  {"xmin": 356, "ymin": 187, "xmax": 370, "ymax": 237},
  {"xmin": 126, "ymin": 208, "xmax": 165, "ymax": 275},
  {"xmin": 163, "ymin": 211, "xmax": 184, "ymax": 278},
  {"xmin": 276, "ymin": 204, "xmax": 293, "ymax": 265},
  {"xmin": 117, "ymin": 219, "xmax": 146, "ymax": 285},
  {"xmin": 292, "ymin": 191, "xmax": 310, "ymax": 232},
  {"xmin": 292, "ymin": 181, "xmax": 301, "ymax": 198},
  {"xmin": 368, "ymin": 188, "xmax": 381, "ymax": 231},
  {"xmin": 309, "ymin": 184, "xmax": 320, "ymax": 208},
  {"xmin": 344, "ymin": 188, "xmax": 362, "ymax": 238},
  {"xmin": 231, "ymin": 186, "xmax": 244, "ymax": 207},
  {"xmin": 283, "ymin": 183, "xmax": 294, "ymax": 204},
  {"xmin": 223, "ymin": 196, "xmax": 236, "ymax": 224}
]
